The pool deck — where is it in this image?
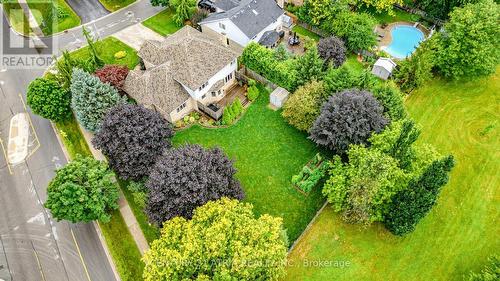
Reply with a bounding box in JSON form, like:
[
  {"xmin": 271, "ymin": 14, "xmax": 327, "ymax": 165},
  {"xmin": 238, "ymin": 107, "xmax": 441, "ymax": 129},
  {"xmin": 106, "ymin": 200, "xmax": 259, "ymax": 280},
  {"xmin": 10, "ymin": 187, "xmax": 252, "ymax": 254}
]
[{"xmin": 376, "ymin": 21, "xmax": 429, "ymax": 58}]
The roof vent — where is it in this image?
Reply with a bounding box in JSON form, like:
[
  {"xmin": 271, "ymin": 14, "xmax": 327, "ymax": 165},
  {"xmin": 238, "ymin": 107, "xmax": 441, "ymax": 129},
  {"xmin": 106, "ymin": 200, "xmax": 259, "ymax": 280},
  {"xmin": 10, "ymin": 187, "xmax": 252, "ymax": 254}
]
[{"xmin": 252, "ymin": 9, "xmax": 258, "ymax": 15}]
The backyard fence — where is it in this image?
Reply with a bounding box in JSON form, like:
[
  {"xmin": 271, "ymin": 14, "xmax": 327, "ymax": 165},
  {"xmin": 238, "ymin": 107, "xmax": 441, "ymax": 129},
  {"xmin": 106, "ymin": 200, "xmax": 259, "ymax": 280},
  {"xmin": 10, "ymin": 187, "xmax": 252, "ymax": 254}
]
[{"xmin": 239, "ymin": 67, "xmax": 278, "ymax": 91}]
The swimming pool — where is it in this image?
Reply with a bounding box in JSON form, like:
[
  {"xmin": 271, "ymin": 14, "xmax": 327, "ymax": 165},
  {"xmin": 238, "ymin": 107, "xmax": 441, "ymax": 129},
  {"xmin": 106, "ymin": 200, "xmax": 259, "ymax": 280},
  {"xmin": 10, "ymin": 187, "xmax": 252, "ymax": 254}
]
[{"xmin": 384, "ymin": 25, "xmax": 424, "ymax": 59}]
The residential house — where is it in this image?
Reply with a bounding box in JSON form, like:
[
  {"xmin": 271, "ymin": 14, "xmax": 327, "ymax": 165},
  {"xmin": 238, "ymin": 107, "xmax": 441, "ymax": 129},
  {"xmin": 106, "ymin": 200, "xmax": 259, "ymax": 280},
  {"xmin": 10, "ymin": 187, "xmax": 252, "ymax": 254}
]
[
  {"xmin": 199, "ymin": 0, "xmax": 285, "ymax": 52},
  {"xmin": 123, "ymin": 26, "xmax": 239, "ymax": 123}
]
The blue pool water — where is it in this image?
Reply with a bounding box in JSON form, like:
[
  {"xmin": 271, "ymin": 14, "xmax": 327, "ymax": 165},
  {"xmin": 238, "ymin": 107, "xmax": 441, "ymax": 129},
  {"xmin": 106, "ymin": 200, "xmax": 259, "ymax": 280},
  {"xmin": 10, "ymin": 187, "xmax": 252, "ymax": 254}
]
[{"xmin": 385, "ymin": 25, "xmax": 424, "ymax": 59}]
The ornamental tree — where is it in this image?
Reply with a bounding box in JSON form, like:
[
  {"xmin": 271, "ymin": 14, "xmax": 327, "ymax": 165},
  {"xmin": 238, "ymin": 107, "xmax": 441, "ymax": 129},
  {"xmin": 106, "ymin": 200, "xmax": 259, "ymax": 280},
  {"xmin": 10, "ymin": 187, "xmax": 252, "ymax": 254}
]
[
  {"xmin": 323, "ymin": 145, "xmax": 408, "ymax": 225},
  {"xmin": 143, "ymin": 198, "xmax": 288, "ymax": 281},
  {"xmin": 92, "ymin": 104, "xmax": 174, "ymax": 180},
  {"xmin": 371, "ymin": 82, "xmax": 407, "ymax": 121},
  {"xmin": 436, "ymin": 0, "xmax": 500, "ymax": 79},
  {"xmin": 317, "ymin": 36, "xmax": 347, "ymax": 68},
  {"xmin": 394, "ymin": 39, "xmax": 436, "ymax": 92},
  {"xmin": 171, "ymin": 0, "xmax": 196, "ymax": 26},
  {"xmin": 71, "ymin": 68, "xmax": 126, "ymax": 132},
  {"xmin": 309, "ymin": 89, "xmax": 389, "ymax": 154},
  {"xmin": 44, "ymin": 155, "xmax": 119, "ymax": 223},
  {"xmin": 282, "ymin": 80, "xmax": 327, "ymax": 131},
  {"xmin": 323, "ymin": 65, "xmax": 359, "ymax": 93},
  {"xmin": 27, "ymin": 77, "xmax": 71, "ymax": 122},
  {"xmin": 94, "ymin": 65, "xmax": 129, "ymax": 91},
  {"xmin": 145, "ymin": 144, "xmax": 244, "ymax": 225},
  {"xmin": 383, "ymin": 155, "xmax": 455, "ymax": 235}
]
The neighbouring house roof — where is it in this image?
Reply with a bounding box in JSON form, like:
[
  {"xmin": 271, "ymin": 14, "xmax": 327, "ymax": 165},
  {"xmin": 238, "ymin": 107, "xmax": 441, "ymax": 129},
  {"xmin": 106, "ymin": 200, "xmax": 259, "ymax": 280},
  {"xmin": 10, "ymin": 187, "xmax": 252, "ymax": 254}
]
[
  {"xmin": 373, "ymin": 57, "xmax": 397, "ymax": 72},
  {"xmin": 124, "ymin": 63, "xmax": 190, "ymax": 115},
  {"xmin": 258, "ymin": 30, "xmax": 280, "ymax": 47},
  {"xmin": 124, "ymin": 26, "xmax": 237, "ymax": 116},
  {"xmin": 137, "ymin": 25, "xmax": 237, "ymax": 90},
  {"xmin": 212, "ymin": 0, "xmax": 242, "ymax": 11},
  {"xmin": 200, "ymin": 0, "xmax": 284, "ymax": 40}
]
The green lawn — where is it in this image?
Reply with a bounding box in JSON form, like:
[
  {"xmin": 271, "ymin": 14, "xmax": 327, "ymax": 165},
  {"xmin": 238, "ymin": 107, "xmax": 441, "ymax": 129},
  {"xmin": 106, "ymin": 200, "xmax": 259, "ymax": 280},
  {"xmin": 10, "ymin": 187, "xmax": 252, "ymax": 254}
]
[
  {"xmin": 359, "ymin": 6, "xmax": 419, "ymax": 24},
  {"xmin": 292, "ymin": 25, "xmax": 321, "ymax": 41},
  {"xmin": 98, "ymin": 0, "xmax": 136, "ymax": 12},
  {"xmin": 285, "ymin": 70, "xmax": 500, "ymax": 280},
  {"xmin": 120, "ymin": 180, "xmax": 161, "ymax": 244},
  {"xmin": 142, "ymin": 8, "xmax": 181, "ymax": 36},
  {"xmin": 173, "ymin": 86, "xmax": 326, "ymax": 242},
  {"xmin": 27, "ymin": 0, "xmax": 80, "ymax": 35},
  {"xmin": 52, "ymin": 38, "xmax": 144, "ymax": 281},
  {"xmin": 3, "ymin": 1, "xmax": 31, "ymax": 35},
  {"xmin": 70, "ymin": 36, "xmax": 139, "ymax": 69}
]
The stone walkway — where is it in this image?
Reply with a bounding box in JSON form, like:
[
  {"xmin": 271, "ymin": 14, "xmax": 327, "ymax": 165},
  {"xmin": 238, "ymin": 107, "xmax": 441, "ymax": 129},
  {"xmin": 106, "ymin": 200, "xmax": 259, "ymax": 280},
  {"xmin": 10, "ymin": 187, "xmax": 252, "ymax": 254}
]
[
  {"xmin": 79, "ymin": 125, "xmax": 150, "ymax": 255},
  {"xmin": 113, "ymin": 23, "xmax": 165, "ymax": 50}
]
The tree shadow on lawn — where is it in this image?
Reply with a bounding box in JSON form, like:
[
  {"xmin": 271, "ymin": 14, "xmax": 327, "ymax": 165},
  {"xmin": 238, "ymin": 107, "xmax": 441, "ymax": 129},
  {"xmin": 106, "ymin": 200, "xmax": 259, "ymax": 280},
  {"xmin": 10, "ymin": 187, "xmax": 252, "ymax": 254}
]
[{"xmin": 173, "ymin": 86, "xmax": 329, "ymax": 243}]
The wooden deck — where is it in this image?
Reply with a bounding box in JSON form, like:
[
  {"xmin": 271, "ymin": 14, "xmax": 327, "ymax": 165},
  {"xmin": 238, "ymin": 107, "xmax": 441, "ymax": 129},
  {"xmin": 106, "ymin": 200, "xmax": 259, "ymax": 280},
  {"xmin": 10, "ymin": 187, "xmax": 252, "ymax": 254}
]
[{"xmin": 217, "ymin": 84, "xmax": 249, "ymax": 107}]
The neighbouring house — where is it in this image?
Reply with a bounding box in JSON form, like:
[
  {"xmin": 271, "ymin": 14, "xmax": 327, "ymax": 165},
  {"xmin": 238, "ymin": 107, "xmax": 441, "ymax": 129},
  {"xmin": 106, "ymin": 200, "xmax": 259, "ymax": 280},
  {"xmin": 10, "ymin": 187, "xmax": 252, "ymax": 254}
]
[
  {"xmin": 124, "ymin": 26, "xmax": 239, "ymax": 123},
  {"xmin": 371, "ymin": 57, "xmax": 397, "ymax": 80},
  {"xmin": 199, "ymin": 0, "xmax": 285, "ymax": 52}
]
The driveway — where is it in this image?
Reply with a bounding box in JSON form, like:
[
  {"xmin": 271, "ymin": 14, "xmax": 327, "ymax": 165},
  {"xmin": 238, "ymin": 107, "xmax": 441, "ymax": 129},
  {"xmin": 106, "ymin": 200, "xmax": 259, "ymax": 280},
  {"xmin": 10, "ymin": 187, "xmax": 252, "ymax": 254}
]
[
  {"xmin": 66, "ymin": 0, "xmax": 110, "ymax": 23},
  {"xmin": 113, "ymin": 23, "xmax": 165, "ymax": 50}
]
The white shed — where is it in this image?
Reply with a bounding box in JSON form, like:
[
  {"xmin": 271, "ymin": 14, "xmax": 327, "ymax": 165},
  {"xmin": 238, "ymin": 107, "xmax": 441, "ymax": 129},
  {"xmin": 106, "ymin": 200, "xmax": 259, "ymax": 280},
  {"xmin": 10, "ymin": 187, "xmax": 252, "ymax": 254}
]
[
  {"xmin": 270, "ymin": 87, "xmax": 289, "ymax": 108},
  {"xmin": 371, "ymin": 58, "xmax": 397, "ymax": 80}
]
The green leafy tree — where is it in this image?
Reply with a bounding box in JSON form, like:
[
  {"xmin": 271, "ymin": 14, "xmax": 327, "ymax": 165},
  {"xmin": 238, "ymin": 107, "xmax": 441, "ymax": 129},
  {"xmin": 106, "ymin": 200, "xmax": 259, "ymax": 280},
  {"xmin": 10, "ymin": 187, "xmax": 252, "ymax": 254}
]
[
  {"xmin": 82, "ymin": 26, "xmax": 104, "ymax": 71},
  {"xmin": 296, "ymin": 46, "xmax": 325, "ymax": 87},
  {"xmin": 465, "ymin": 255, "xmax": 500, "ymax": 281},
  {"xmin": 323, "ymin": 65, "xmax": 359, "ymax": 93},
  {"xmin": 371, "ymin": 82, "xmax": 407, "ymax": 121},
  {"xmin": 27, "ymin": 78, "xmax": 71, "ymax": 122},
  {"xmin": 44, "ymin": 155, "xmax": 119, "ymax": 223},
  {"xmin": 394, "ymin": 39, "xmax": 436, "ymax": 92},
  {"xmin": 282, "ymin": 80, "xmax": 326, "ymax": 131},
  {"xmin": 413, "ymin": 0, "xmax": 481, "ymax": 20},
  {"xmin": 354, "ymin": 0, "xmax": 403, "ymax": 14},
  {"xmin": 331, "ymin": 12, "xmax": 377, "ymax": 52},
  {"xmin": 247, "ymin": 79, "xmax": 260, "ymax": 101},
  {"xmin": 436, "ymin": 0, "xmax": 500, "ymax": 79},
  {"xmin": 274, "ymin": 43, "xmax": 291, "ymax": 61},
  {"xmin": 142, "ymin": 198, "xmax": 288, "ymax": 281},
  {"xmin": 383, "ymin": 155, "xmax": 455, "ymax": 235},
  {"xmin": 323, "ymin": 145, "xmax": 408, "ymax": 225},
  {"xmin": 70, "ymin": 68, "xmax": 126, "ymax": 132},
  {"xmin": 171, "ymin": 0, "xmax": 196, "ymax": 26}
]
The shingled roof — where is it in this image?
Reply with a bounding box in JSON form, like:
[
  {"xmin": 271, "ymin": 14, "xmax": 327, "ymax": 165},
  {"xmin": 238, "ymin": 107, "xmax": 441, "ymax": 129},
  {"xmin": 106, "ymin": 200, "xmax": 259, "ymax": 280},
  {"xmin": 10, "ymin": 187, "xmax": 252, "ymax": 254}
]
[
  {"xmin": 201, "ymin": 0, "xmax": 283, "ymax": 40},
  {"xmin": 124, "ymin": 26, "xmax": 237, "ymax": 116},
  {"xmin": 138, "ymin": 25, "xmax": 237, "ymax": 90}
]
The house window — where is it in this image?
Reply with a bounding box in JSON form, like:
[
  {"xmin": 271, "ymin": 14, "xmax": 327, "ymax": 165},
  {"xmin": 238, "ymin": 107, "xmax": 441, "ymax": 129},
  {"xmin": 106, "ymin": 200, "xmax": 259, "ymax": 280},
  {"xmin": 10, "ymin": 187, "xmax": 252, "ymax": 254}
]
[
  {"xmin": 176, "ymin": 101, "xmax": 187, "ymax": 113},
  {"xmin": 224, "ymin": 72, "xmax": 233, "ymax": 83},
  {"xmin": 218, "ymin": 89, "xmax": 222, "ymax": 96},
  {"xmin": 202, "ymin": 94, "xmax": 206, "ymax": 99},
  {"xmin": 211, "ymin": 91, "xmax": 217, "ymax": 97},
  {"xmin": 219, "ymin": 23, "xmax": 225, "ymax": 30},
  {"xmin": 226, "ymin": 38, "xmax": 230, "ymax": 46},
  {"xmin": 198, "ymin": 81, "xmax": 208, "ymax": 91}
]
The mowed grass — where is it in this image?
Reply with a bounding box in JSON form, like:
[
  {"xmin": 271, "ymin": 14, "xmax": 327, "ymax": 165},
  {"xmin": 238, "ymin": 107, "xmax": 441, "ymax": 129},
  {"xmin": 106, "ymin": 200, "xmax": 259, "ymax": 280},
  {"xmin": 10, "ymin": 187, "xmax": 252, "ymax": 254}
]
[
  {"xmin": 98, "ymin": 0, "xmax": 136, "ymax": 12},
  {"xmin": 359, "ymin": 6, "xmax": 419, "ymax": 24},
  {"xmin": 285, "ymin": 70, "xmax": 500, "ymax": 280},
  {"xmin": 292, "ymin": 25, "xmax": 321, "ymax": 41},
  {"xmin": 3, "ymin": 2, "xmax": 31, "ymax": 35},
  {"xmin": 142, "ymin": 8, "xmax": 181, "ymax": 36},
  {"xmin": 27, "ymin": 0, "xmax": 81, "ymax": 35},
  {"xmin": 173, "ymin": 86, "xmax": 326, "ymax": 242},
  {"xmin": 70, "ymin": 36, "xmax": 139, "ymax": 69}
]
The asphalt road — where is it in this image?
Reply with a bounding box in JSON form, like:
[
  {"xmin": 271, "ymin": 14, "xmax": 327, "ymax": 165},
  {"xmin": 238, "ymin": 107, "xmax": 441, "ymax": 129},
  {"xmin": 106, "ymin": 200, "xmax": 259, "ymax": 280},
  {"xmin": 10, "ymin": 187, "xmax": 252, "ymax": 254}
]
[
  {"xmin": 0, "ymin": 1, "xmax": 163, "ymax": 280},
  {"xmin": 66, "ymin": 0, "xmax": 109, "ymax": 24}
]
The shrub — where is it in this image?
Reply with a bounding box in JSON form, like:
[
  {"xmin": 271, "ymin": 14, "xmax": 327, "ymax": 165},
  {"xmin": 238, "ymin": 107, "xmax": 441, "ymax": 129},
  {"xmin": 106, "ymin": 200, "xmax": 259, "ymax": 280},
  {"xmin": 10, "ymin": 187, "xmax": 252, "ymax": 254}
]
[
  {"xmin": 323, "ymin": 146, "xmax": 408, "ymax": 225},
  {"xmin": 113, "ymin": 51, "xmax": 127, "ymax": 60},
  {"xmin": 394, "ymin": 39, "xmax": 435, "ymax": 92},
  {"xmin": 464, "ymin": 255, "xmax": 500, "ymax": 281},
  {"xmin": 371, "ymin": 82, "xmax": 407, "ymax": 121},
  {"xmin": 247, "ymin": 82, "xmax": 260, "ymax": 101},
  {"xmin": 94, "ymin": 65, "xmax": 129, "ymax": 91},
  {"xmin": 191, "ymin": 8, "xmax": 209, "ymax": 28},
  {"xmin": 145, "ymin": 144, "xmax": 245, "ymax": 225},
  {"xmin": 323, "ymin": 66, "xmax": 359, "ymax": 93},
  {"xmin": 92, "ymin": 104, "xmax": 174, "ymax": 180},
  {"xmin": 27, "ymin": 77, "xmax": 71, "ymax": 122},
  {"xmin": 309, "ymin": 89, "xmax": 389, "ymax": 154},
  {"xmin": 317, "ymin": 35, "xmax": 347, "ymax": 68},
  {"xmin": 282, "ymin": 80, "xmax": 326, "ymax": 131},
  {"xmin": 142, "ymin": 198, "xmax": 288, "ymax": 281},
  {"xmin": 70, "ymin": 68, "xmax": 126, "ymax": 132},
  {"xmin": 44, "ymin": 155, "xmax": 119, "ymax": 223}
]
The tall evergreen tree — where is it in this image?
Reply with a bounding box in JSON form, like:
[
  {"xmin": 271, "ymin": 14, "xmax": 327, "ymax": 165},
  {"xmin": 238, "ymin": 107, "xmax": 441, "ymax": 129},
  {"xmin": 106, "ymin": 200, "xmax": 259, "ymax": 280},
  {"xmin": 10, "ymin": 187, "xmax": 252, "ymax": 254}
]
[
  {"xmin": 383, "ymin": 155, "xmax": 455, "ymax": 235},
  {"xmin": 296, "ymin": 46, "xmax": 325, "ymax": 87},
  {"xmin": 82, "ymin": 26, "xmax": 104, "ymax": 71}
]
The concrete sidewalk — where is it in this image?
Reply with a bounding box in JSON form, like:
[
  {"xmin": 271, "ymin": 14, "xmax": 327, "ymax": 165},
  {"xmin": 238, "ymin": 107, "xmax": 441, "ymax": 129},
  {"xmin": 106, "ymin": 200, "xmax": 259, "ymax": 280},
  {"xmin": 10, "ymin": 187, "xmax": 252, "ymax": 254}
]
[
  {"xmin": 113, "ymin": 23, "xmax": 164, "ymax": 50},
  {"xmin": 79, "ymin": 125, "xmax": 150, "ymax": 255}
]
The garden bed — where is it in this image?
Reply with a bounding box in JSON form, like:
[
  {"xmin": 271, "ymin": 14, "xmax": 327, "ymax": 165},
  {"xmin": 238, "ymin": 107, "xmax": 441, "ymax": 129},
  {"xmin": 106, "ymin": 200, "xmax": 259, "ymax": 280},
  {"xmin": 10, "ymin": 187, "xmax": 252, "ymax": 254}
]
[{"xmin": 291, "ymin": 153, "xmax": 329, "ymax": 196}]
